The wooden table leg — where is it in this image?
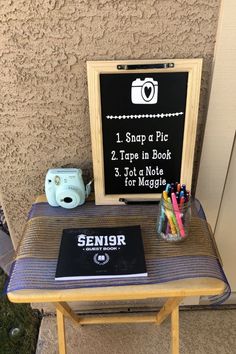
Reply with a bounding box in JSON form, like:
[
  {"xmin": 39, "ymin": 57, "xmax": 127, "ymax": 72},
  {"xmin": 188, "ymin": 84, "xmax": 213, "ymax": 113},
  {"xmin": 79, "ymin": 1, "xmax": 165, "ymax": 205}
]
[
  {"xmin": 171, "ymin": 305, "xmax": 179, "ymax": 354},
  {"xmin": 156, "ymin": 297, "xmax": 183, "ymax": 354},
  {"xmin": 56, "ymin": 302, "xmax": 81, "ymax": 325},
  {"xmin": 56, "ymin": 307, "xmax": 67, "ymax": 354},
  {"xmin": 54, "ymin": 299, "xmax": 182, "ymax": 354},
  {"xmin": 156, "ymin": 297, "xmax": 183, "ymax": 325},
  {"xmin": 55, "ymin": 302, "xmax": 80, "ymax": 354}
]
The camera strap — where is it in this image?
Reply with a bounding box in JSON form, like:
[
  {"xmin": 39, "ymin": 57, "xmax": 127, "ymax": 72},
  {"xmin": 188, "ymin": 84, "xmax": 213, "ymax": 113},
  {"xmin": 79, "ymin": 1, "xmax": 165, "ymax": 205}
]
[{"xmin": 85, "ymin": 179, "xmax": 93, "ymax": 197}]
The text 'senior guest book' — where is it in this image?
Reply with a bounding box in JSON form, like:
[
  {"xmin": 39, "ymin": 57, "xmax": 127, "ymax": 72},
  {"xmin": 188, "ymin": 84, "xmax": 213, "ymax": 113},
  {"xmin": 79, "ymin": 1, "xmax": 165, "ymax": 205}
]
[{"xmin": 55, "ymin": 226, "xmax": 147, "ymax": 280}]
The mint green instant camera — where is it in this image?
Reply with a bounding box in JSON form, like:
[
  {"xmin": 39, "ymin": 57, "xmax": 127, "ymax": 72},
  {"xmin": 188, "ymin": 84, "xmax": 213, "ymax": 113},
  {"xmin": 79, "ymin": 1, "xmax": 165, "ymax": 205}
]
[{"xmin": 45, "ymin": 168, "xmax": 91, "ymax": 209}]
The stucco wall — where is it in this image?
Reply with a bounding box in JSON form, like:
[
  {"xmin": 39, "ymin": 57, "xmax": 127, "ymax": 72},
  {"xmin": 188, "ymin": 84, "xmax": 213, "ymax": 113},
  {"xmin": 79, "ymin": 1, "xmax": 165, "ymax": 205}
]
[{"xmin": 0, "ymin": 0, "xmax": 220, "ymax": 248}]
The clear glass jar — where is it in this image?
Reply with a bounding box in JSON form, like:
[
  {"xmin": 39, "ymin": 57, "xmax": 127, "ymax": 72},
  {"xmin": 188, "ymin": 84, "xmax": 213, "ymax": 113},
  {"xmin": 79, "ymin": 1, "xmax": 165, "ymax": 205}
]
[{"xmin": 156, "ymin": 197, "xmax": 192, "ymax": 242}]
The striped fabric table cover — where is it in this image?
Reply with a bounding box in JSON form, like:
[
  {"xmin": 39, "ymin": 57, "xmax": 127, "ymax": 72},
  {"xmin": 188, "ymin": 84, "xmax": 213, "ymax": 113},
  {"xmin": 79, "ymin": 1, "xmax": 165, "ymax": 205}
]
[{"xmin": 6, "ymin": 197, "xmax": 230, "ymax": 304}]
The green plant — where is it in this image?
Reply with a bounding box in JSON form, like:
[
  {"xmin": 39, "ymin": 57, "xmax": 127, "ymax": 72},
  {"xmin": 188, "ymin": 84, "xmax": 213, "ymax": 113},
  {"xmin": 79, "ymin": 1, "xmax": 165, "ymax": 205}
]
[{"xmin": 0, "ymin": 270, "xmax": 41, "ymax": 354}]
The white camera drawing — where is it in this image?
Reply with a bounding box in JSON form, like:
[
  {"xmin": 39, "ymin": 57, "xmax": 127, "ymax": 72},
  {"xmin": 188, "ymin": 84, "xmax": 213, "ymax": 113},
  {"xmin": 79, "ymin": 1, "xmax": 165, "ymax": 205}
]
[{"xmin": 131, "ymin": 78, "xmax": 158, "ymax": 104}]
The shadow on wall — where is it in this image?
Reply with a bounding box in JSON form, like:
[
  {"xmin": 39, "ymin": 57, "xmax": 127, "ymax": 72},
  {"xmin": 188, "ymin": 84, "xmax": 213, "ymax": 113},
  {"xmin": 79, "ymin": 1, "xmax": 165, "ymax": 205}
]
[{"xmin": 0, "ymin": 205, "xmax": 14, "ymax": 275}]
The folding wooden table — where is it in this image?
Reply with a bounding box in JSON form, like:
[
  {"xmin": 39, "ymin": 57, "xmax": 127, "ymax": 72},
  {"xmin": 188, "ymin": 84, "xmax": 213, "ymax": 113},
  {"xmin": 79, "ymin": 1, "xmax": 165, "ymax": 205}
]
[
  {"xmin": 7, "ymin": 196, "xmax": 227, "ymax": 354},
  {"xmin": 8, "ymin": 276, "xmax": 225, "ymax": 354}
]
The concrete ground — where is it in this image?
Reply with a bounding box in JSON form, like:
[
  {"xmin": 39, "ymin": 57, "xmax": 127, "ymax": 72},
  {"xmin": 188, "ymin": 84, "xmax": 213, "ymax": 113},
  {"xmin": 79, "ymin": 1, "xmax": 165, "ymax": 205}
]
[{"xmin": 36, "ymin": 309, "xmax": 236, "ymax": 354}]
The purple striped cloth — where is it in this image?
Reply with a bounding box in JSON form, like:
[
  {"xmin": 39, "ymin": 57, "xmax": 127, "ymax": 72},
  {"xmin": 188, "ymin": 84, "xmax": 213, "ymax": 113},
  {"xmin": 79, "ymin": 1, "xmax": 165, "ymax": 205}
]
[{"xmin": 6, "ymin": 199, "xmax": 230, "ymax": 304}]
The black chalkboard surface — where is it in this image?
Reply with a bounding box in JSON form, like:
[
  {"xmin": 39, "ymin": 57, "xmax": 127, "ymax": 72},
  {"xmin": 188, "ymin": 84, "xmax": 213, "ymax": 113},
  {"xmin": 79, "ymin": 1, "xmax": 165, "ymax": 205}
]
[
  {"xmin": 87, "ymin": 60, "xmax": 202, "ymax": 204},
  {"xmin": 100, "ymin": 72, "xmax": 188, "ymax": 195}
]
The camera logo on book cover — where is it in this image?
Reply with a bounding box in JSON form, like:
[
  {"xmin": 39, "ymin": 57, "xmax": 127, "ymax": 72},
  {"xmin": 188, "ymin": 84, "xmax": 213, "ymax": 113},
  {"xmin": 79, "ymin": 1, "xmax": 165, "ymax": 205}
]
[{"xmin": 93, "ymin": 253, "xmax": 110, "ymax": 266}]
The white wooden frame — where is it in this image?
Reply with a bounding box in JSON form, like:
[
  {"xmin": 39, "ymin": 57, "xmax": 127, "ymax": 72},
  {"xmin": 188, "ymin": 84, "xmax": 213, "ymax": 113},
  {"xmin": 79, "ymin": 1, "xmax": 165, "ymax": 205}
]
[{"xmin": 87, "ymin": 59, "xmax": 202, "ymax": 205}]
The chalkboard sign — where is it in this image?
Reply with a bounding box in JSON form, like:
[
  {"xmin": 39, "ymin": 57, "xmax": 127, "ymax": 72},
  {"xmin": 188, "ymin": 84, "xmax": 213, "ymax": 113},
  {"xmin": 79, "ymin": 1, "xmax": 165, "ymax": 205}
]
[{"xmin": 87, "ymin": 59, "xmax": 202, "ymax": 204}]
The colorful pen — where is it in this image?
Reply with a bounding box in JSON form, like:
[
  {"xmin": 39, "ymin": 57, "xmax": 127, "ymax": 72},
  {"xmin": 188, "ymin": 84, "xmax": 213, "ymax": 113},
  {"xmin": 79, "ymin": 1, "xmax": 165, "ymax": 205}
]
[
  {"xmin": 168, "ymin": 197, "xmax": 179, "ymax": 235},
  {"xmin": 180, "ymin": 196, "xmax": 185, "ymax": 207},
  {"xmin": 163, "ymin": 191, "xmax": 176, "ymax": 234},
  {"xmin": 165, "ymin": 183, "xmax": 171, "ymax": 192},
  {"xmin": 171, "ymin": 193, "xmax": 185, "ymax": 238}
]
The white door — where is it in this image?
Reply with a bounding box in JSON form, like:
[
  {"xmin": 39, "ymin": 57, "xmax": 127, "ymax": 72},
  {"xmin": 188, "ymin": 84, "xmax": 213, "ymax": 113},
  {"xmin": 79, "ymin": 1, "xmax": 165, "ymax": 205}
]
[
  {"xmin": 196, "ymin": 0, "xmax": 236, "ymax": 231},
  {"xmin": 196, "ymin": 0, "xmax": 236, "ymax": 303},
  {"xmin": 214, "ymin": 135, "xmax": 236, "ymax": 292}
]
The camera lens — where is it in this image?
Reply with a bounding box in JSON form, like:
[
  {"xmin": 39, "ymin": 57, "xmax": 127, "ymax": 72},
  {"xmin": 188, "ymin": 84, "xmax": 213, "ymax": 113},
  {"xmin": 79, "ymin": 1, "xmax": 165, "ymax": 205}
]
[
  {"xmin": 64, "ymin": 197, "xmax": 73, "ymax": 203},
  {"xmin": 56, "ymin": 187, "xmax": 84, "ymax": 209}
]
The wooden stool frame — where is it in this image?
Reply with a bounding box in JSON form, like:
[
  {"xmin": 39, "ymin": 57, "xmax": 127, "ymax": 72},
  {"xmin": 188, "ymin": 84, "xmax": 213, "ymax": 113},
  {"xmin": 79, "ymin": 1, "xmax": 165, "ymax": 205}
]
[{"xmin": 8, "ymin": 277, "xmax": 224, "ymax": 354}]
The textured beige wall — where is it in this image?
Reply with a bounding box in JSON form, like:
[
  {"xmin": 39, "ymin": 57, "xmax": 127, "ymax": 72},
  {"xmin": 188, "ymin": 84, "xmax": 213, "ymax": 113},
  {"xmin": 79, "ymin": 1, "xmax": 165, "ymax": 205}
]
[{"xmin": 0, "ymin": 0, "xmax": 220, "ymax": 248}]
